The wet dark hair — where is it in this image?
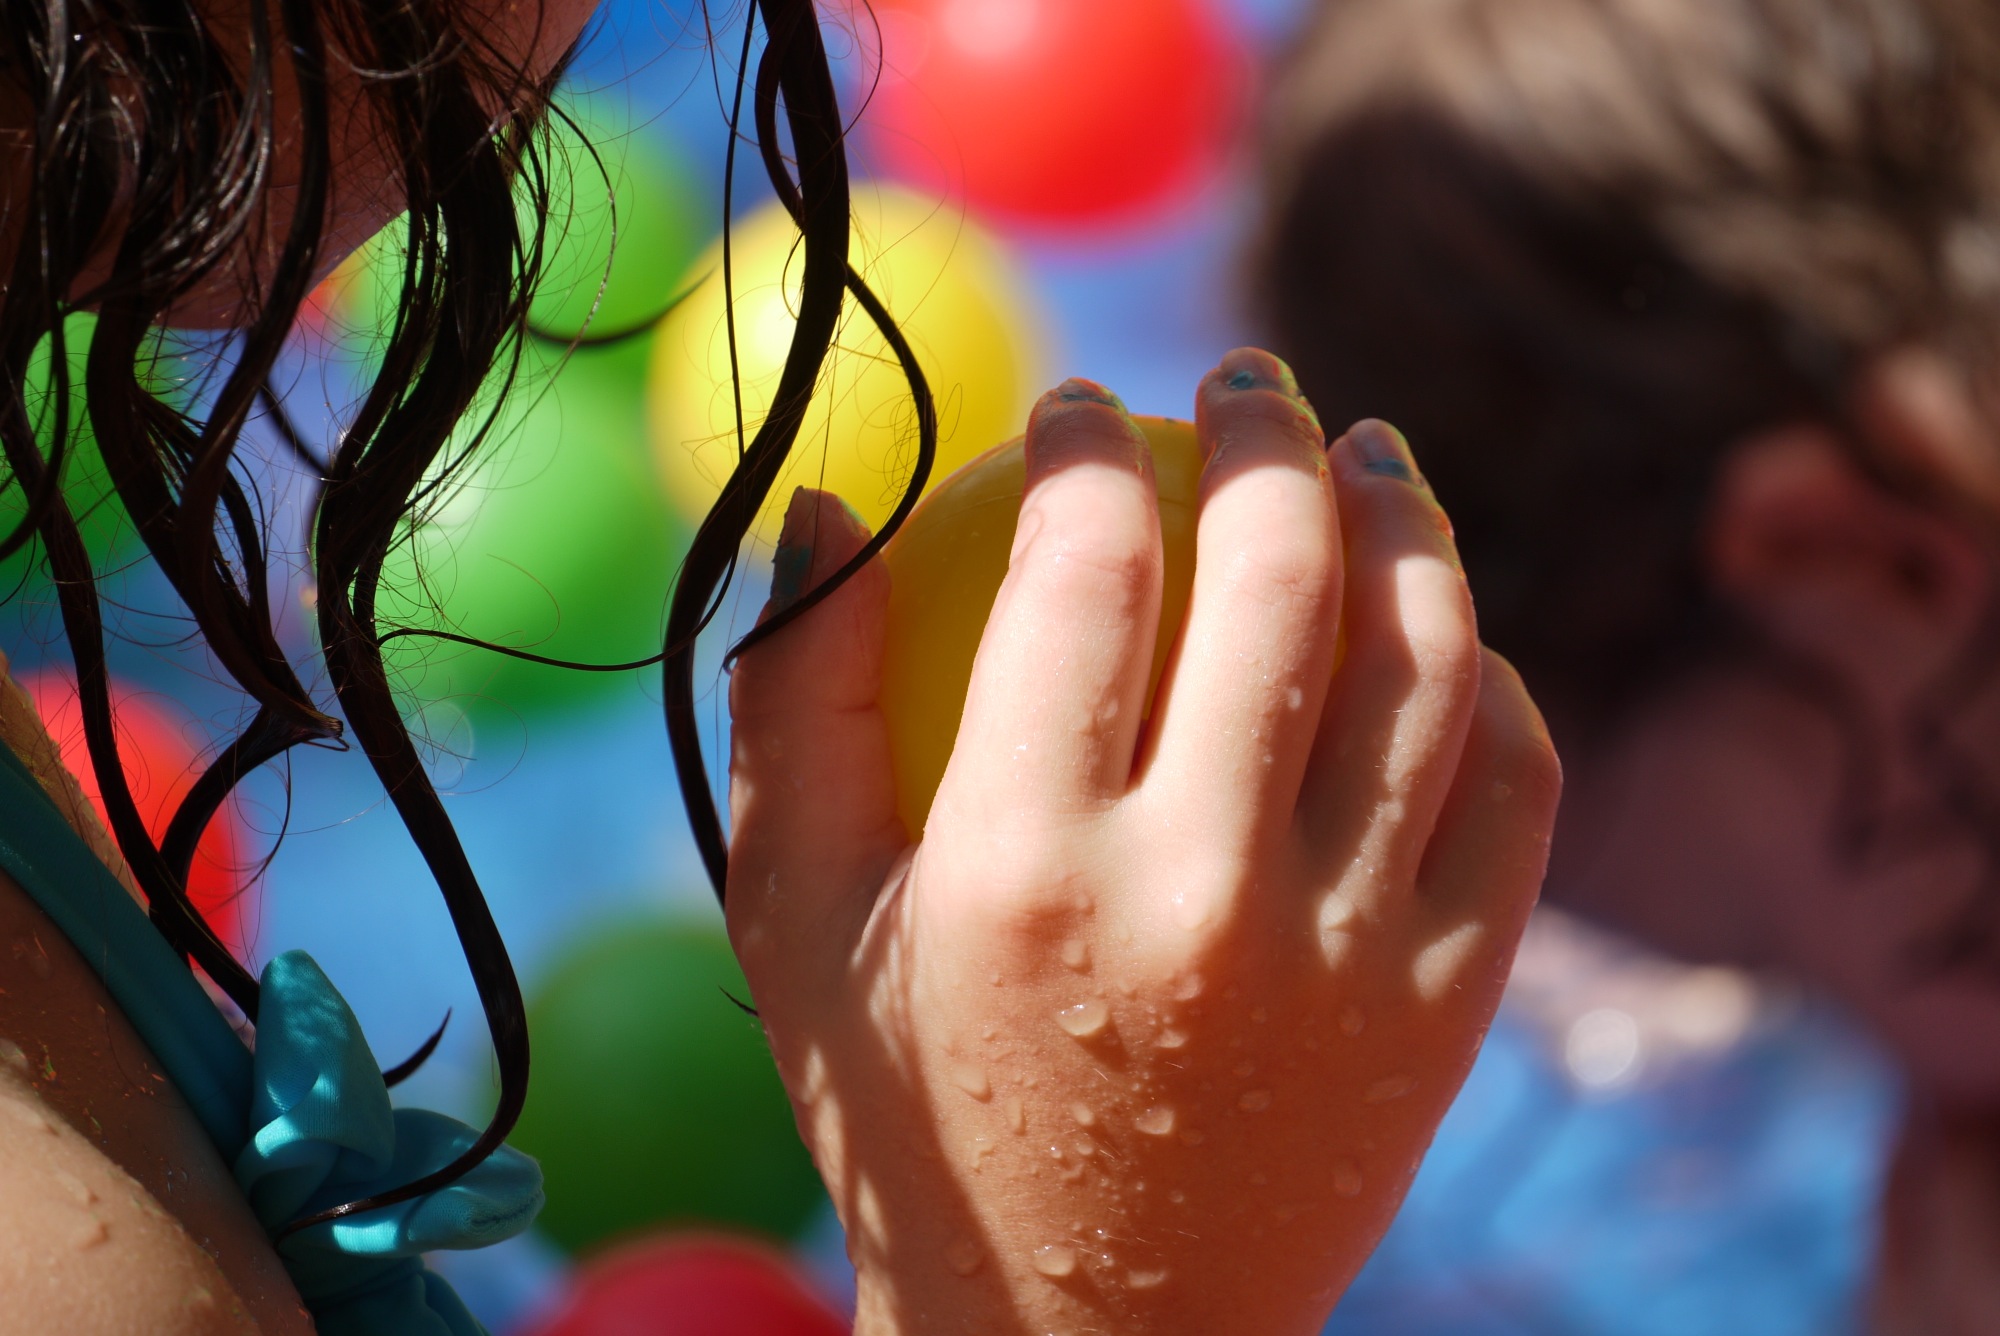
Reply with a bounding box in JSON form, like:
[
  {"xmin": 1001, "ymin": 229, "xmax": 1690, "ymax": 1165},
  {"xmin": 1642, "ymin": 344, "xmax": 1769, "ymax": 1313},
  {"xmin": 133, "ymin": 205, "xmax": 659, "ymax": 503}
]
[
  {"xmin": 0, "ymin": 0, "xmax": 927, "ymax": 1232},
  {"xmin": 1256, "ymin": 0, "xmax": 2000, "ymax": 963}
]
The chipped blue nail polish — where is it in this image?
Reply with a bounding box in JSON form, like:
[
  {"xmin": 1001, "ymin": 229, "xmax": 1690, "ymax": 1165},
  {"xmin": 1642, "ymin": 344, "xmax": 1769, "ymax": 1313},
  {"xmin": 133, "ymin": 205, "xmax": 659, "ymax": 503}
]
[
  {"xmin": 1362, "ymin": 457, "xmax": 1415, "ymax": 482},
  {"xmin": 1058, "ymin": 389, "xmax": 1125, "ymax": 409},
  {"xmin": 1226, "ymin": 369, "xmax": 1262, "ymax": 391},
  {"xmin": 771, "ymin": 534, "xmax": 813, "ymax": 610}
]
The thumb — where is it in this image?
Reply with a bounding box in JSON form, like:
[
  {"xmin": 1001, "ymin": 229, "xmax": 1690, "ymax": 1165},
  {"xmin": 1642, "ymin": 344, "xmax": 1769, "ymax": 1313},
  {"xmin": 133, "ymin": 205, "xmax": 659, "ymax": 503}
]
[{"xmin": 727, "ymin": 487, "xmax": 907, "ymax": 958}]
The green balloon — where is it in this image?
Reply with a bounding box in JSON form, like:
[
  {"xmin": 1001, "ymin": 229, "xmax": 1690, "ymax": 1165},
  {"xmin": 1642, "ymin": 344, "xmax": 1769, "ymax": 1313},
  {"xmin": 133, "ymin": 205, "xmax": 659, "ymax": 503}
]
[
  {"xmin": 0, "ymin": 313, "xmax": 145, "ymax": 584},
  {"xmin": 525, "ymin": 103, "xmax": 711, "ymax": 338},
  {"xmin": 375, "ymin": 337, "xmax": 685, "ymax": 720},
  {"xmin": 512, "ymin": 918, "xmax": 824, "ymax": 1253},
  {"xmin": 354, "ymin": 100, "xmax": 710, "ymax": 721},
  {"xmin": 340, "ymin": 101, "xmax": 710, "ymax": 358}
]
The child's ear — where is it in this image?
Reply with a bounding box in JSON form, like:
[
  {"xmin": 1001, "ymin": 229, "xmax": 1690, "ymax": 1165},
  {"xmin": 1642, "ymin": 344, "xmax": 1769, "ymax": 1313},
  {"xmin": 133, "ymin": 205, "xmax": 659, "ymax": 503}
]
[
  {"xmin": 1856, "ymin": 346, "xmax": 2000, "ymax": 514},
  {"xmin": 1703, "ymin": 420, "xmax": 1991, "ymax": 694}
]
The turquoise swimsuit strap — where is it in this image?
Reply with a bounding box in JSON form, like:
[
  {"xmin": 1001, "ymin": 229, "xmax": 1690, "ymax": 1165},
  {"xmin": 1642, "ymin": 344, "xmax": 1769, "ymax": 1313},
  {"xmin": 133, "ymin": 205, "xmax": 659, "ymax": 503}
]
[
  {"xmin": 0, "ymin": 737, "xmax": 541, "ymax": 1336},
  {"xmin": 0, "ymin": 737, "xmax": 251, "ymax": 1153}
]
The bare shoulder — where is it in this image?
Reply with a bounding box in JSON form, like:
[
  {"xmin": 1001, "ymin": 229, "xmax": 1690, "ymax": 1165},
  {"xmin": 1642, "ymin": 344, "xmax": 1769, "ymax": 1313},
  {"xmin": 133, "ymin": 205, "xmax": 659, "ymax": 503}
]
[
  {"xmin": 0, "ymin": 867, "xmax": 313, "ymax": 1335},
  {"xmin": 0, "ymin": 1066, "xmax": 258, "ymax": 1336}
]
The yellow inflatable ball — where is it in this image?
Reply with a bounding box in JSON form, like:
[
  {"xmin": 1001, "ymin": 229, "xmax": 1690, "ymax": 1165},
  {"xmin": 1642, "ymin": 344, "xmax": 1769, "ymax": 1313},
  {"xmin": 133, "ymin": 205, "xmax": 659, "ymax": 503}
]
[
  {"xmin": 648, "ymin": 186, "xmax": 1044, "ymax": 544},
  {"xmin": 879, "ymin": 416, "xmax": 1201, "ymax": 836}
]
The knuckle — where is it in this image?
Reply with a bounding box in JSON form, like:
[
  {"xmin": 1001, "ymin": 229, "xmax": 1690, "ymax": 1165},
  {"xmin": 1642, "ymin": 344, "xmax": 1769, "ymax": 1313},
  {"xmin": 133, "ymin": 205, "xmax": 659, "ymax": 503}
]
[
  {"xmin": 1203, "ymin": 472, "xmax": 1339, "ymax": 611},
  {"xmin": 1014, "ymin": 507, "xmax": 1161, "ymax": 613},
  {"xmin": 1400, "ymin": 578, "xmax": 1480, "ymax": 689},
  {"xmin": 1221, "ymin": 526, "xmax": 1337, "ymax": 615}
]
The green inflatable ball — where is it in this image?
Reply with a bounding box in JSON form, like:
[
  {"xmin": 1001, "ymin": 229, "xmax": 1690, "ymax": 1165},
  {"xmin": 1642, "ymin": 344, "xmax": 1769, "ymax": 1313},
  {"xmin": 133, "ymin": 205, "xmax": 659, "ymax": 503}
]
[
  {"xmin": 512, "ymin": 918, "xmax": 824, "ymax": 1254},
  {"xmin": 334, "ymin": 101, "xmax": 710, "ymax": 360},
  {"xmin": 525, "ymin": 103, "xmax": 712, "ymax": 339},
  {"xmin": 0, "ymin": 313, "xmax": 158, "ymax": 585},
  {"xmin": 375, "ymin": 336, "xmax": 686, "ymax": 722}
]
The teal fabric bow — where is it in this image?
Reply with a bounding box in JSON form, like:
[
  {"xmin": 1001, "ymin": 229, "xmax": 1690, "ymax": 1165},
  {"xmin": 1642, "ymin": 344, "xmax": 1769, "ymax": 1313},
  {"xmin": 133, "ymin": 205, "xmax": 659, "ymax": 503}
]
[
  {"xmin": 236, "ymin": 952, "xmax": 546, "ymax": 1336},
  {"xmin": 0, "ymin": 736, "xmax": 542, "ymax": 1335}
]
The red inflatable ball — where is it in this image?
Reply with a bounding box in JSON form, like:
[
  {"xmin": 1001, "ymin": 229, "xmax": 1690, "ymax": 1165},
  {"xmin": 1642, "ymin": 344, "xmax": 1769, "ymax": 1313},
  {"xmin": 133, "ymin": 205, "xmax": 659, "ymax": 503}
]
[
  {"xmin": 522, "ymin": 1235, "xmax": 849, "ymax": 1336},
  {"xmin": 861, "ymin": 0, "xmax": 1244, "ymax": 226},
  {"xmin": 21, "ymin": 673, "xmax": 253, "ymax": 957}
]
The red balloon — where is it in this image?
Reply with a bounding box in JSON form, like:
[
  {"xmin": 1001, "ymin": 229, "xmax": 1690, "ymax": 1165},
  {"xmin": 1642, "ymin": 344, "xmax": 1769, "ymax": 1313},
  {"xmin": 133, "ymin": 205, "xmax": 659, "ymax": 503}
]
[
  {"xmin": 523, "ymin": 1235, "xmax": 848, "ymax": 1336},
  {"xmin": 861, "ymin": 0, "xmax": 1244, "ymax": 225},
  {"xmin": 21, "ymin": 673, "xmax": 253, "ymax": 956}
]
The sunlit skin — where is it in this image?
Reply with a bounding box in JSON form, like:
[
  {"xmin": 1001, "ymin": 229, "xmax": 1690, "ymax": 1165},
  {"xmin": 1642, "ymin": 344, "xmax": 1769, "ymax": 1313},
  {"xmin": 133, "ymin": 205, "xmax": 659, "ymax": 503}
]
[
  {"xmin": 728, "ymin": 350, "xmax": 1559, "ymax": 1334},
  {"xmin": 2, "ymin": 2, "xmax": 1565, "ymax": 1331}
]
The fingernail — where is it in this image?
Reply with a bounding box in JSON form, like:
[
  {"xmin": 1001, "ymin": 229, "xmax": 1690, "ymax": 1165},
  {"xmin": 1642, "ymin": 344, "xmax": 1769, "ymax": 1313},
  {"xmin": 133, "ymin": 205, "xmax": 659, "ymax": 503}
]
[
  {"xmin": 1217, "ymin": 349, "xmax": 1302, "ymax": 397},
  {"xmin": 1055, "ymin": 376, "xmax": 1125, "ymax": 410},
  {"xmin": 771, "ymin": 487, "xmax": 819, "ymax": 610},
  {"xmin": 1346, "ymin": 419, "xmax": 1420, "ymax": 484}
]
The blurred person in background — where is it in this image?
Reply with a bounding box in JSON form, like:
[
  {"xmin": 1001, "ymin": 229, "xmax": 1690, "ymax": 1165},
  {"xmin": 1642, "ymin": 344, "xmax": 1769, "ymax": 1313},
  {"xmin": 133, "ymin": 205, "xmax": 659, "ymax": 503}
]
[{"xmin": 1259, "ymin": 0, "xmax": 2000, "ymax": 1329}]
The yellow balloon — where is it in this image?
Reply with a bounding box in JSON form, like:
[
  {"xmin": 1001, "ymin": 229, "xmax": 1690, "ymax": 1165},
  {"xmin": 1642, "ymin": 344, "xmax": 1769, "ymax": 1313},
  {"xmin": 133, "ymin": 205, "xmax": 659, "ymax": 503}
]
[
  {"xmin": 879, "ymin": 417, "xmax": 1202, "ymax": 837},
  {"xmin": 649, "ymin": 187, "xmax": 1044, "ymax": 542}
]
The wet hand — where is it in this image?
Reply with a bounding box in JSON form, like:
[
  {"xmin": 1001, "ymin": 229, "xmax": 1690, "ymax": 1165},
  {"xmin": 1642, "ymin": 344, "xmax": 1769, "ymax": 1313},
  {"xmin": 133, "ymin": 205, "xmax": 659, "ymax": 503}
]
[{"xmin": 726, "ymin": 348, "xmax": 1560, "ymax": 1335}]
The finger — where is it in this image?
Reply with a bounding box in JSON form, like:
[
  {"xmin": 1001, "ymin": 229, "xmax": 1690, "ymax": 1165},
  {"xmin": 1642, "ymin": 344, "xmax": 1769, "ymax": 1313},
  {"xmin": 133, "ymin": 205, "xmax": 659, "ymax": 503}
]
[
  {"xmin": 1301, "ymin": 420, "xmax": 1482, "ymax": 900},
  {"xmin": 939, "ymin": 378, "xmax": 1162, "ymax": 823},
  {"xmin": 1142, "ymin": 348, "xmax": 1340, "ymax": 848},
  {"xmin": 728, "ymin": 487, "xmax": 905, "ymax": 955},
  {"xmin": 1398, "ymin": 650, "xmax": 1561, "ymax": 1005}
]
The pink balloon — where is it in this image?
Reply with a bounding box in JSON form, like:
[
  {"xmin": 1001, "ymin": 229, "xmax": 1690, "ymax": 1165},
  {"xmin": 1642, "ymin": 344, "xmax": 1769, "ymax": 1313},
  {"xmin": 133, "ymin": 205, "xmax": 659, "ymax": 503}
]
[{"xmin": 524, "ymin": 1235, "xmax": 849, "ymax": 1336}]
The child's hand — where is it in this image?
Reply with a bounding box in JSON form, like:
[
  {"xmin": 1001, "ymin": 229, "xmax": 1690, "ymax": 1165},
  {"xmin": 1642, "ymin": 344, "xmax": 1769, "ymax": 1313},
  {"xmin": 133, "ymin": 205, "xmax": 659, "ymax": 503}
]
[{"xmin": 726, "ymin": 348, "xmax": 1560, "ymax": 1335}]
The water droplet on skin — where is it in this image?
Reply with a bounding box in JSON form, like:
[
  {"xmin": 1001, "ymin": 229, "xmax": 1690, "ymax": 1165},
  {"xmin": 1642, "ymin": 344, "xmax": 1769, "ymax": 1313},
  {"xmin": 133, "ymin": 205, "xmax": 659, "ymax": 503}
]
[
  {"xmin": 1491, "ymin": 781, "xmax": 1514, "ymax": 802},
  {"xmin": 946, "ymin": 1237, "xmax": 984, "ymax": 1276},
  {"xmin": 1169, "ymin": 1190, "xmax": 1187, "ymax": 1204},
  {"xmin": 1334, "ymin": 1158, "xmax": 1363, "ymax": 1197},
  {"xmin": 1232, "ymin": 1061, "xmax": 1256, "ymax": 1078},
  {"xmin": 1239, "ymin": 1089, "xmax": 1273, "ymax": 1113},
  {"xmin": 1129, "ymin": 1267, "xmax": 1171, "ymax": 1290},
  {"xmin": 187, "ymin": 1287, "xmax": 217, "ymax": 1314},
  {"xmin": 989, "ymin": 972, "xmax": 1004, "ymax": 986},
  {"xmin": 1060, "ymin": 939, "xmax": 1090, "ymax": 971},
  {"xmin": 950, "ymin": 1063, "xmax": 993, "ymax": 1101},
  {"xmin": 1073, "ymin": 1139, "xmax": 1097, "ymax": 1158},
  {"xmin": 1069, "ymin": 1101, "xmax": 1096, "ymax": 1127},
  {"xmin": 1364, "ymin": 1074, "xmax": 1416, "ymax": 1104},
  {"xmin": 1032, "ymin": 1244, "xmax": 1079, "ymax": 1278},
  {"xmin": 1005, "ymin": 1095, "xmax": 1027, "ymax": 1134},
  {"xmin": 967, "ymin": 1137, "xmax": 996, "ymax": 1169},
  {"xmin": 1055, "ymin": 999, "xmax": 1110, "ymax": 1038},
  {"xmin": 1285, "ymin": 685, "xmax": 1305, "ymax": 711},
  {"xmin": 1134, "ymin": 1106, "xmax": 1176, "ymax": 1136},
  {"xmin": 1339, "ymin": 1004, "xmax": 1367, "ymax": 1037},
  {"xmin": 1172, "ymin": 974, "xmax": 1205, "ymax": 1001},
  {"xmin": 1156, "ymin": 1028, "xmax": 1188, "ymax": 1049},
  {"xmin": 52, "ymin": 1169, "xmax": 94, "ymax": 1207}
]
